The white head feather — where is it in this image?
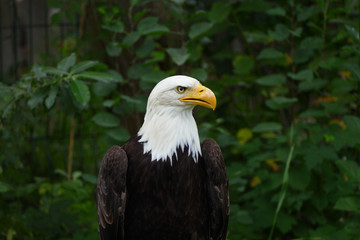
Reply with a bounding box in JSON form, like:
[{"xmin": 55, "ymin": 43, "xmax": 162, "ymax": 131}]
[{"xmin": 138, "ymin": 75, "xmax": 203, "ymax": 165}]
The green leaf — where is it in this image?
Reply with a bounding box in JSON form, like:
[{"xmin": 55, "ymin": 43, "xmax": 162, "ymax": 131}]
[
  {"xmin": 318, "ymin": 57, "xmax": 341, "ymax": 70},
  {"xmin": 266, "ymin": 97, "xmax": 297, "ymax": 110},
  {"xmin": 0, "ymin": 181, "xmax": 11, "ymax": 193},
  {"xmin": 106, "ymin": 127, "xmax": 130, "ymax": 142},
  {"xmin": 92, "ymin": 112, "xmax": 119, "ymax": 127},
  {"xmin": 122, "ymin": 32, "xmax": 141, "ymax": 47},
  {"xmin": 140, "ymin": 71, "xmax": 169, "ymax": 90},
  {"xmin": 334, "ymin": 197, "xmax": 360, "ymax": 213},
  {"xmin": 266, "ymin": 7, "xmax": 286, "ymax": 16},
  {"xmin": 75, "ymin": 71, "xmax": 120, "ymax": 83},
  {"xmin": 299, "ymin": 37, "xmax": 323, "ymax": 49},
  {"xmin": 299, "ymin": 109, "xmax": 328, "ymax": 118},
  {"xmin": 289, "ymin": 165, "xmax": 310, "ymax": 190},
  {"xmin": 70, "ymin": 61, "xmax": 98, "ymax": 74},
  {"xmin": 102, "ymin": 20, "xmax": 124, "ymax": 33},
  {"xmin": 27, "ymin": 87, "xmax": 48, "ymax": 109},
  {"xmin": 57, "ymin": 53, "xmax": 76, "ymax": 72},
  {"xmin": 42, "ymin": 67, "xmax": 68, "ymax": 76},
  {"xmin": 136, "ymin": 37, "xmax": 155, "ymax": 58},
  {"xmin": 257, "ymin": 48, "xmax": 284, "ymax": 59},
  {"xmin": 137, "ymin": 17, "xmax": 169, "ymax": 35},
  {"xmin": 293, "ymin": 48, "xmax": 313, "ymax": 64},
  {"xmin": 345, "ymin": 63, "xmax": 360, "ymax": 81},
  {"xmin": 103, "ymin": 99, "xmax": 115, "ymax": 108},
  {"xmin": 255, "ymin": 74, "xmax": 286, "ymax": 86},
  {"xmin": 253, "ymin": 122, "xmax": 282, "ymax": 132},
  {"xmin": 268, "ymin": 24, "xmax": 290, "ymax": 41},
  {"xmin": 345, "ymin": 25, "xmax": 359, "ymax": 42},
  {"xmin": 299, "ymin": 80, "xmax": 327, "ymax": 92},
  {"xmin": 141, "ymin": 71, "xmax": 169, "ymax": 84},
  {"xmin": 106, "ymin": 41, "xmax": 122, "ymax": 57},
  {"xmin": 208, "ymin": 2, "xmax": 231, "ymax": 24},
  {"xmin": 70, "ymin": 80, "xmax": 90, "ymax": 103},
  {"xmin": 82, "ymin": 173, "xmax": 97, "ymax": 184},
  {"xmin": 287, "ymin": 69, "xmax": 313, "ymax": 81},
  {"xmin": 45, "ymin": 85, "xmax": 58, "ymax": 109},
  {"xmin": 166, "ymin": 48, "xmax": 190, "ymax": 66},
  {"xmin": 92, "ymin": 82, "xmax": 116, "ymax": 97},
  {"xmin": 233, "ymin": 55, "xmax": 255, "ymax": 75},
  {"xmin": 189, "ymin": 22, "xmax": 213, "ymax": 39},
  {"xmin": 343, "ymin": 115, "xmax": 360, "ymax": 133},
  {"xmin": 336, "ymin": 160, "xmax": 360, "ymax": 184},
  {"xmin": 237, "ymin": 0, "xmax": 272, "ymax": 12},
  {"xmin": 107, "ymin": 70, "xmax": 125, "ymax": 83},
  {"xmin": 191, "ymin": 68, "xmax": 208, "ymax": 82}
]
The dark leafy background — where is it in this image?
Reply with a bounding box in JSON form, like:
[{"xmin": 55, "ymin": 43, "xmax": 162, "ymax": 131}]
[{"xmin": 1, "ymin": 0, "xmax": 359, "ymax": 239}]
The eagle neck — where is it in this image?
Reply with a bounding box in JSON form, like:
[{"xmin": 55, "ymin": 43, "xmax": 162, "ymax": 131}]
[{"xmin": 137, "ymin": 105, "xmax": 201, "ymax": 165}]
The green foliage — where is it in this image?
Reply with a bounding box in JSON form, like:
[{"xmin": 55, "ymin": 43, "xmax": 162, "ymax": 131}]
[{"xmin": 1, "ymin": 0, "xmax": 360, "ymax": 239}]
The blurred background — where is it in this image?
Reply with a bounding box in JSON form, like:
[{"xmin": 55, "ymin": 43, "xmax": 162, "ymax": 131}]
[{"xmin": 0, "ymin": 0, "xmax": 359, "ymax": 239}]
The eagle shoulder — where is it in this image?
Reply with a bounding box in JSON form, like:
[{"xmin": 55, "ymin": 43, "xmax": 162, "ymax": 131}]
[
  {"xmin": 97, "ymin": 145, "xmax": 128, "ymax": 240},
  {"xmin": 201, "ymin": 138, "xmax": 229, "ymax": 240}
]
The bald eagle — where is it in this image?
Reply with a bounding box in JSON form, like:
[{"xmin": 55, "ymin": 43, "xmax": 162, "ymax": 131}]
[{"xmin": 97, "ymin": 75, "xmax": 229, "ymax": 240}]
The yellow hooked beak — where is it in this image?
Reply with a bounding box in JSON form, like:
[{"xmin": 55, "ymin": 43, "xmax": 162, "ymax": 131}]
[{"xmin": 179, "ymin": 84, "xmax": 217, "ymax": 110}]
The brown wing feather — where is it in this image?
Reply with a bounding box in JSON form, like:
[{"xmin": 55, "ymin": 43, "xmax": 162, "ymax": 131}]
[
  {"xmin": 201, "ymin": 138, "xmax": 229, "ymax": 240},
  {"xmin": 97, "ymin": 145, "xmax": 128, "ymax": 240}
]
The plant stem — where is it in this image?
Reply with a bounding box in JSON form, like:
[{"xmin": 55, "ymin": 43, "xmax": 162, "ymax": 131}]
[
  {"xmin": 67, "ymin": 117, "xmax": 76, "ymax": 180},
  {"xmin": 268, "ymin": 125, "xmax": 295, "ymax": 240}
]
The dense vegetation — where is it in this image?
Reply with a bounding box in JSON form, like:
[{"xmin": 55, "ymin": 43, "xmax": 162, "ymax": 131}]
[{"xmin": 1, "ymin": 0, "xmax": 359, "ymax": 239}]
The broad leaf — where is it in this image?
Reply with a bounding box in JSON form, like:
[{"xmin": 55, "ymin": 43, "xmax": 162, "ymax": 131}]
[
  {"xmin": 75, "ymin": 71, "xmax": 120, "ymax": 83},
  {"xmin": 106, "ymin": 41, "xmax": 122, "ymax": 57},
  {"xmin": 92, "ymin": 112, "xmax": 119, "ymax": 127},
  {"xmin": 266, "ymin": 7, "xmax": 286, "ymax": 16},
  {"xmin": 189, "ymin": 22, "xmax": 212, "ymax": 39},
  {"xmin": 257, "ymin": 48, "xmax": 284, "ymax": 59},
  {"xmin": 70, "ymin": 80, "xmax": 90, "ymax": 103},
  {"xmin": 334, "ymin": 197, "xmax": 360, "ymax": 213},
  {"xmin": 208, "ymin": 2, "xmax": 231, "ymax": 24},
  {"xmin": 287, "ymin": 69, "xmax": 313, "ymax": 81},
  {"xmin": 42, "ymin": 67, "xmax": 68, "ymax": 76},
  {"xmin": 27, "ymin": 87, "xmax": 48, "ymax": 109},
  {"xmin": 166, "ymin": 48, "xmax": 190, "ymax": 66},
  {"xmin": 344, "ymin": 115, "xmax": 360, "ymax": 133},
  {"xmin": 92, "ymin": 82, "xmax": 116, "ymax": 97},
  {"xmin": 191, "ymin": 68, "xmax": 208, "ymax": 82},
  {"xmin": 255, "ymin": 74, "xmax": 286, "ymax": 86},
  {"xmin": 233, "ymin": 55, "xmax": 255, "ymax": 75},
  {"xmin": 345, "ymin": 63, "xmax": 360, "ymax": 81},
  {"xmin": 57, "ymin": 53, "xmax": 76, "ymax": 72},
  {"xmin": 102, "ymin": 20, "xmax": 124, "ymax": 33},
  {"xmin": 336, "ymin": 160, "xmax": 360, "ymax": 184},
  {"xmin": 136, "ymin": 37, "xmax": 155, "ymax": 58},
  {"xmin": 45, "ymin": 85, "xmax": 58, "ymax": 109},
  {"xmin": 106, "ymin": 127, "xmax": 130, "ymax": 142},
  {"xmin": 299, "ymin": 80, "xmax": 326, "ymax": 91},
  {"xmin": 266, "ymin": 97, "xmax": 297, "ymax": 110},
  {"xmin": 137, "ymin": 17, "xmax": 169, "ymax": 35},
  {"xmin": 253, "ymin": 122, "xmax": 282, "ymax": 132},
  {"xmin": 123, "ymin": 32, "xmax": 141, "ymax": 47},
  {"xmin": 70, "ymin": 61, "xmax": 98, "ymax": 74}
]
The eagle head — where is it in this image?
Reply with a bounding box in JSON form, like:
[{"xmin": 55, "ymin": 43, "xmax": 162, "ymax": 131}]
[{"xmin": 138, "ymin": 75, "xmax": 216, "ymax": 164}]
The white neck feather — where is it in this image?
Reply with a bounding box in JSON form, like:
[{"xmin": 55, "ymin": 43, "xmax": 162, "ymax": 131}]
[{"xmin": 138, "ymin": 105, "xmax": 201, "ymax": 165}]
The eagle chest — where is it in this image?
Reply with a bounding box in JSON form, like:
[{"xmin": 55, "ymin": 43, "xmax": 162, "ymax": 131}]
[{"xmin": 124, "ymin": 145, "xmax": 209, "ymax": 239}]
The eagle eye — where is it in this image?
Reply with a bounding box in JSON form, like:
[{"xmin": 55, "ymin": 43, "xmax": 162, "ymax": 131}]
[{"xmin": 176, "ymin": 86, "xmax": 187, "ymax": 94}]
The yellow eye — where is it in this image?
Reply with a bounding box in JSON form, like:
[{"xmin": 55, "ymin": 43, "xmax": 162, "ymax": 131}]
[{"xmin": 176, "ymin": 86, "xmax": 187, "ymax": 93}]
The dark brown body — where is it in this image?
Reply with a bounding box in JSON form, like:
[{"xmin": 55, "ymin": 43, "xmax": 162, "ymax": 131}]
[{"xmin": 97, "ymin": 136, "xmax": 229, "ymax": 240}]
